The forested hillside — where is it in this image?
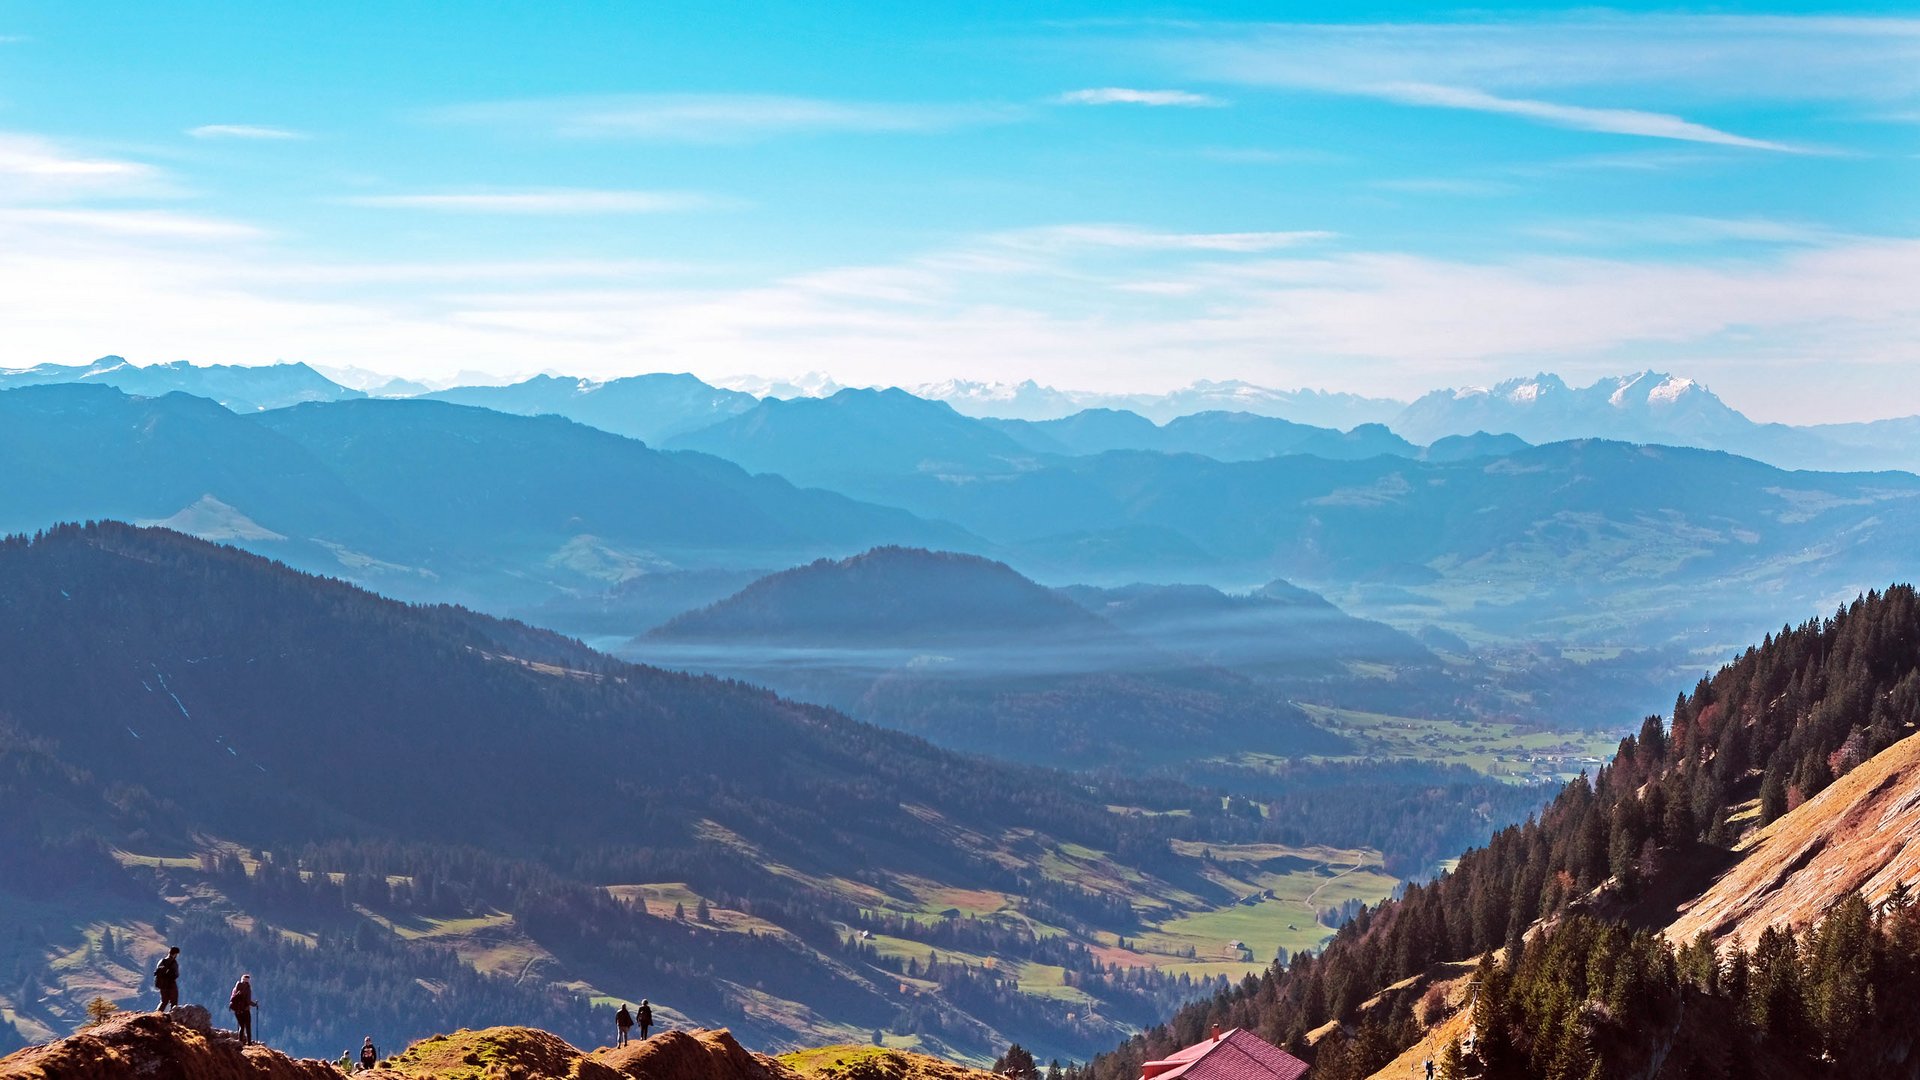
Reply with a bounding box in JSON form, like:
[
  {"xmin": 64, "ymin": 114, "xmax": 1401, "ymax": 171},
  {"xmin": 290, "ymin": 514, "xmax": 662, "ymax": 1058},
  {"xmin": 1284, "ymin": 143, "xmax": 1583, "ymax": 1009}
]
[{"xmin": 1072, "ymin": 586, "xmax": 1920, "ymax": 1079}]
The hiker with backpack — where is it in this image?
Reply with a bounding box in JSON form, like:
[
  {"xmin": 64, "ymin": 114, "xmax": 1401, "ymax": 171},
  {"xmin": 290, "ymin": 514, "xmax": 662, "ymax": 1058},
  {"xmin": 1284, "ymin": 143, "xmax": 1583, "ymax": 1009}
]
[
  {"xmin": 229, "ymin": 974, "xmax": 258, "ymax": 1044},
  {"xmin": 153, "ymin": 947, "xmax": 180, "ymax": 1013},
  {"xmin": 616, "ymin": 1004, "xmax": 634, "ymax": 1047},
  {"xmin": 636, "ymin": 999, "xmax": 653, "ymax": 1039},
  {"xmin": 360, "ymin": 1037, "xmax": 379, "ymax": 1070}
]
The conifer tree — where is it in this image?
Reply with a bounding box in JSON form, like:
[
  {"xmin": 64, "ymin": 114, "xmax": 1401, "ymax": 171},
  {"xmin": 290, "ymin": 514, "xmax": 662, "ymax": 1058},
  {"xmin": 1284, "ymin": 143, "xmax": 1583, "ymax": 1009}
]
[{"xmin": 993, "ymin": 1043, "xmax": 1039, "ymax": 1080}]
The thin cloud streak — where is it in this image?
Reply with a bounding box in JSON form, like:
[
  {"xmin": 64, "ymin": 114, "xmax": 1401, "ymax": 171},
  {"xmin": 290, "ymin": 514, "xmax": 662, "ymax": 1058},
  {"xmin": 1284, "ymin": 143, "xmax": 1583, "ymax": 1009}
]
[
  {"xmin": 1055, "ymin": 88, "xmax": 1223, "ymax": 107},
  {"xmin": 0, "ymin": 133, "xmax": 165, "ymax": 203},
  {"xmin": 0, "ymin": 208, "xmax": 265, "ymax": 240},
  {"xmin": 343, "ymin": 189, "xmax": 720, "ymax": 214},
  {"xmin": 1150, "ymin": 14, "xmax": 1920, "ymax": 102},
  {"xmin": 187, "ymin": 124, "xmax": 307, "ymax": 140},
  {"xmin": 429, "ymin": 94, "xmax": 1018, "ymax": 142},
  {"xmin": 1134, "ymin": 14, "xmax": 1920, "ymax": 149},
  {"xmin": 995, "ymin": 224, "xmax": 1335, "ymax": 253},
  {"xmin": 0, "ymin": 134, "xmax": 154, "ymax": 180},
  {"xmin": 1372, "ymin": 83, "xmax": 1812, "ymax": 153}
]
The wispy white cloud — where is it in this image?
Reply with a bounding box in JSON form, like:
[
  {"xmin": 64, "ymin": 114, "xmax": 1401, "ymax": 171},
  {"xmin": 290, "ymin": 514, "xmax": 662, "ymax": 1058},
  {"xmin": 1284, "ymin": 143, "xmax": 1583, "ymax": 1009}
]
[
  {"xmin": 1150, "ymin": 15, "xmax": 1920, "ymax": 103},
  {"xmin": 249, "ymin": 259, "xmax": 693, "ymax": 286},
  {"xmin": 1055, "ymin": 87, "xmax": 1223, "ymax": 107},
  {"xmin": 187, "ymin": 124, "xmax": 307, "ymax": 140},
  {"xmin": 1370, "ymin": 82, "xmax": 1812, "ymax": 153},
  {"xmin": 430, "ymin": 94, "xmax": 1016, "ymax": 142},
  {"xmin": 995, "ymin": 224, "xmax": 1334, "ymax": 253},
  {"xmin": 1521, "ymin": 216, "xmax": 1849, "ymax": 248},
  {"xmin": 1133, "ymin": 14, "xmax": 1920, "ymax": 149},
  {"xmin": 0, "ymin": 134, "xmax": 153, "ymax": 181},
  {"xmin": 343, "ymin": 189, "xmax": 719, "ymax": 214},
  {"xmin": 0, "ymin": 208, "xmax": 264, "ymax": 240},
  {"xmin": 1, "ymin": 200, "xmax": 1917, "ymax": 422},
  {"xmin": 0, "ymin": 132, "xmax": 162, "ymax": 201}
]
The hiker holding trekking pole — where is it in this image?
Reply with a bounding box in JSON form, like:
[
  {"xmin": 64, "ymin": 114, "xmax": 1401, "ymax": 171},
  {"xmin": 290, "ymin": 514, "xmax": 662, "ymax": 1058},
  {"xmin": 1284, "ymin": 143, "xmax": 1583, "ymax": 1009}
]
[{"xmin": 229, "ymin": 974, "xmax": 259, "ymax": 1045}]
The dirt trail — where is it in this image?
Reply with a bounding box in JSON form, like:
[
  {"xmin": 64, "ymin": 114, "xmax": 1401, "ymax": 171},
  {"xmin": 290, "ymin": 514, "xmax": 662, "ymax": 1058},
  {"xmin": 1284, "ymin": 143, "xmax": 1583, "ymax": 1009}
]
[{"xmin": 1302, "ymin": 861, "xmax": 1364, "ymax": 923}]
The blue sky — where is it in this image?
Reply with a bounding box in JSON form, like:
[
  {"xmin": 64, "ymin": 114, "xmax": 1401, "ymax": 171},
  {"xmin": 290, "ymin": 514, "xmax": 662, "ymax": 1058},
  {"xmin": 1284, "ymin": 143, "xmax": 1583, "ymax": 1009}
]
[{"xmin": 0, "ymin": 2, "xmax": 1916, "ymax": 421}]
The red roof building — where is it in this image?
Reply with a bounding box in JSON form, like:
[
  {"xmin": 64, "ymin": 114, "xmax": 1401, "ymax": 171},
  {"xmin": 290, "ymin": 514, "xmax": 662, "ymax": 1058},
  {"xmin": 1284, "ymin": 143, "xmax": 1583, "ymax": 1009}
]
[{"xmin": 1139, "ymin": 1028, "xmax": 1308, "ymax": 1080}]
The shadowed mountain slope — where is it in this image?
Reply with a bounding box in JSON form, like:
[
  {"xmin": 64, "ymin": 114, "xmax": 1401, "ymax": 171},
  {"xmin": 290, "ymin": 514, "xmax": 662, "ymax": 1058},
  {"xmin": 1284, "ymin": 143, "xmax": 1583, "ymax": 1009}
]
[
  {"xmin": 652, "ymin": 547, "xmax": 1109, "ymax": 647},
  {"xmin": 663, "ymin": 389, "xmax": 1044, "ymax": 493},
  {"xmin": 852, "ymin": 438, "xmax": 1920, "ymax": 651},
  {"xmin": 253, "ymin": 399, "xmax": 976, "ymax": 576},
  {"xmin": 986, "ymin": 411, "xmax": 1417, "ymax": 463},
  {"xmin": 638, "ymin": 548, "xmax": 1346, "ymax": 768},
  {"xmin": 0, "ymin": 386, "xmax": 976, "ymax": 614}
]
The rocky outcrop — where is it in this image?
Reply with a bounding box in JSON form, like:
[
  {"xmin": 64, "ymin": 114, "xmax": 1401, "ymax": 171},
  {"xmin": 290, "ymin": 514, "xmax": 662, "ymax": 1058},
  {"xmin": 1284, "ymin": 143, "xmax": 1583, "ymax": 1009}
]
[
  {"xmin": 382, "ymin": 1026, "xmax": 620, "ymax": 1080},
  {"xmin": 594, "ymin": 1030, "xmax": 798, "ymax": 1080},
  {"xmin": 0, "ymin": 1010, "xmax": 341, "ymax": 1080}
]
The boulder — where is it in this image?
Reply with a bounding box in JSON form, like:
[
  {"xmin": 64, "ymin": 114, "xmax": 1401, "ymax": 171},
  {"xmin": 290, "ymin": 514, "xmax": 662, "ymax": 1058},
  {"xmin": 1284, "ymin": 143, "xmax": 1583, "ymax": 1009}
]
[{"xmin": 173, "ymin": 1004, "xmax": 216, "ymax": 1034}]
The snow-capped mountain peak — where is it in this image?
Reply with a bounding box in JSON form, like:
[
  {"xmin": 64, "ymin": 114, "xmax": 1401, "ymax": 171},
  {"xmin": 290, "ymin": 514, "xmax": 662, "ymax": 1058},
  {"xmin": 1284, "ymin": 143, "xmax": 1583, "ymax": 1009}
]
[
  {"xmin": 1647, "ymin": 374, "xmax": 1698, "ymax": 406},
  {"xmin": 1393, "ymin": 370, "xmax": 1749, "ymax": 447}
]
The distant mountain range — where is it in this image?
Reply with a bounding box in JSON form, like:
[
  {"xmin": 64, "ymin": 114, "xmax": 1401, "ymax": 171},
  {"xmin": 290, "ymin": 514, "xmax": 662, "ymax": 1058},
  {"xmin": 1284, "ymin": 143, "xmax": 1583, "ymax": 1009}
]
[
  {"xmin": 0, "ymin": 384, "xmax": 971, "ymax": 611},
  {"xmin": 910, "ymin": 378, "xmax": 1407, "ymax": 428},
  {"xmin": 984, "ymin": 410, "xmax": 1419, "ymax": 462},
  {"xmin": 662, "ymin": 389, "xmax": 1047, "ymax": 496},
  {"xmin": 0, "ymin": 356, "xmax": 363, "ymax": 412},
  {"xmin": 420, "ymin": 372, "xmax": 758, "ymax": 444},
  {"xmin": 1394, "ymin": 371, "xmax": 1920, "ymax": 472},
  {"xmin": 833, "ymin": 437, "xmax": 1920, "ymax": 661},
  {"xmin": 12, "ymin": 358, "xmax": 1916, "ymax": 473},
  {"xmin": 5, "ymin": 376, "xmax": 1914, "ymax": 679}
]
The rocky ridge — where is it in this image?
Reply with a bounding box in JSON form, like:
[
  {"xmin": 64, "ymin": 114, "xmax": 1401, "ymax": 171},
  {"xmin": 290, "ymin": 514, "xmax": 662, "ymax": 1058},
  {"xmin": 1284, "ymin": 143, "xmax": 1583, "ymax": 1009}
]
[{"xmin": 0, "ymin": 1014, "xmax": 947, "ymax": 1080}]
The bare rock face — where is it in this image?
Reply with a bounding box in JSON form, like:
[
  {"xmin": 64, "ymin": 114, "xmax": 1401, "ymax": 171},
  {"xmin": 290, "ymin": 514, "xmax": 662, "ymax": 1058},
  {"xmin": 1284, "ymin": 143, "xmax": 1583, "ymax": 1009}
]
[
  {"xmin": 0, "ymin": 1010, "xmax": 340, "ymax": 1080},
  {"xmin": 173, "ymin": 1005, "xmax": 216, "ymax": 1034}
]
